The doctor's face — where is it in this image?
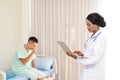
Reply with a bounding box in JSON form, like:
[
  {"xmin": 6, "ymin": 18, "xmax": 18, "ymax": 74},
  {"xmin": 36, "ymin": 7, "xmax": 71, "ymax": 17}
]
[{"xmin": 86, "ymin": 19, "xmax": 96, "ymax": 33}]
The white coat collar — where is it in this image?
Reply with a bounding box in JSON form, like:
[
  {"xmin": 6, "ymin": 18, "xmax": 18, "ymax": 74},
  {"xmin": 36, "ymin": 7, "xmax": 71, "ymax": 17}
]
[{"xmin": 91, "ymin": 30, "xmax": 101, "ymax": 39}]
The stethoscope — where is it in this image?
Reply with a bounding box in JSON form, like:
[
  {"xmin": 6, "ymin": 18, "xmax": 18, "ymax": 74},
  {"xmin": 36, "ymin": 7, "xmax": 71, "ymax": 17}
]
[{"xmin": 84, "ymin": 31, "xmax": 101, "ymax": 49}]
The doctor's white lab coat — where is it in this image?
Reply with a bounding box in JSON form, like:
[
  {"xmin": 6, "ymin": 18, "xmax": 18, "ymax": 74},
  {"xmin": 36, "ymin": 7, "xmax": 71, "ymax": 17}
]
[{"xmin": 77, "ymin": 30, "xmax": 106, "ymax": 80}]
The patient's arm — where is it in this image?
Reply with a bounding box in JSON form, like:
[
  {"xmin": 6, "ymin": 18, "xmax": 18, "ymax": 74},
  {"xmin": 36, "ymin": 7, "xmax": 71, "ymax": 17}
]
[
  {"xmin": 20, "ymin": 49, "xmax": 35, "ymax": 65},
  {"xmin": 32, "ymin": 59, "xmax": 36, "ymax": 68}
]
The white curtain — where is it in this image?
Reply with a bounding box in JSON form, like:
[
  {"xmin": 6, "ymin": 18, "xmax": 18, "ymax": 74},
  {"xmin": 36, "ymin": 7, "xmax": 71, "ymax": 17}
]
[{"xmin": 29, "ymin": 0, "xmax": 100, "ymax": 80}]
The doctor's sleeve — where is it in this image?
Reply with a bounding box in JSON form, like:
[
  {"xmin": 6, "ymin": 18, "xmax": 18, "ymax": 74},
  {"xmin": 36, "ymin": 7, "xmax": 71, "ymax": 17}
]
[{"xmin": 76, "ymin": 38, "xmax": 106, "ymax": 65}]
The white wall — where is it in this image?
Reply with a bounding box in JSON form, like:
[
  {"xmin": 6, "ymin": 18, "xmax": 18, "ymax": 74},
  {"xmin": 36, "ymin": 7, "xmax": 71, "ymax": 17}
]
[
  {"xmin": 0, "ymin": 0, "xmax": 22, "ymax": 70},
  {"xmin": 99, "ymin": 0, "xmax": 120, "ymax": 80},
  {"xmin": 21, "ymin": 0, "xmax": 31, "ymax": 44}
]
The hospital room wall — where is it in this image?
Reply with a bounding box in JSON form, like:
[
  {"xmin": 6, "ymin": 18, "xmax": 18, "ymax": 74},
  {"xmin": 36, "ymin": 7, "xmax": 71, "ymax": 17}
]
[
  {"xmin": 0, "ymin": 0, "xmax": 22, "ymax": 70},
  {"xmin": 99, "ymin": 0, "xmax": 120, "ymax": 80}
]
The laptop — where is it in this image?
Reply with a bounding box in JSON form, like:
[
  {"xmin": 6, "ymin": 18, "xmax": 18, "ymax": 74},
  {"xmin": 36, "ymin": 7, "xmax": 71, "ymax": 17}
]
[
  {"xmin": 57, "ymin": 41, "xmax": 73, "ymax": 55},
  {"xmin": 57, "ymin": 41, "xmax": 87, "ymax": 58}
]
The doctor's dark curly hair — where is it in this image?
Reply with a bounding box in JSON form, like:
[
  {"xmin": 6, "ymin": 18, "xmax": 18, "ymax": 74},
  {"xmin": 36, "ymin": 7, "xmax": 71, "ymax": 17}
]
[{"xmin": 86, "ymin": 13, "xmax": 106, "ymax": 28}]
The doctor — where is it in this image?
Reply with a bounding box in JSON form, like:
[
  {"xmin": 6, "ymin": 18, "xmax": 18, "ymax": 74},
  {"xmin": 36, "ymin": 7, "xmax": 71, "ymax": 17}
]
[{"xmin": 67, "ymin": 13, "xmax": 106, "ymax": 80}]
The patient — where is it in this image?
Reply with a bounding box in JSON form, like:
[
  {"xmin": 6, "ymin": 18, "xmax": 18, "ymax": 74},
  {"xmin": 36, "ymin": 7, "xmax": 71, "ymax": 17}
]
[{"xmin": 12, "ymin": 37, "xmax": 50, "ymax": 80}]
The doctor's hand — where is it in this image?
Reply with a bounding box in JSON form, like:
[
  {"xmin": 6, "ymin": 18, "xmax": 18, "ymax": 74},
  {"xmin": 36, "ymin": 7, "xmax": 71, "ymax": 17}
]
[
  {"xmin": 74, "ymin": 50, "xmax": 84, "ymax": 56},
  {"xmin": 66, "ymin": 52, "xmax": 77, "ymax": 59},
  {"xmin": 66, "ymin": 52, "xmax": 72, "ymax": 56}
]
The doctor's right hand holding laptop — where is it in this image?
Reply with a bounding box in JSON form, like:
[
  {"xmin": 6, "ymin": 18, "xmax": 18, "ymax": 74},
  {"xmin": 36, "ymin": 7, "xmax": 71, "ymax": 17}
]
[
  {"xmin": 65, "ymin": 13, "xmax": 107, "ymax": 80},
  {"xmin": 66, "ymin": 50, "xmax": 84, "ymax": 59}
]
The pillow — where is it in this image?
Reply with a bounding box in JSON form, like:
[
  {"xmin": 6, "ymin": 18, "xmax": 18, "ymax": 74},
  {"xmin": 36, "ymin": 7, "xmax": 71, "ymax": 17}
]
[{"xmin": 35, "ymin": 57, "xmax": 54, "ymax": 70}]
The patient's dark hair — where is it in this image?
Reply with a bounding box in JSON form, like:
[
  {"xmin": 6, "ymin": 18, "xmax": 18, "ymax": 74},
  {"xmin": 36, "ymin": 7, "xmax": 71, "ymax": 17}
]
[
  {"xmin": 28, "ymin": 36, "xmax": 38, "ymax": 43},
  {"xmin": 86, "ymin": 13, "xmax": 106, "ymax": 28}
]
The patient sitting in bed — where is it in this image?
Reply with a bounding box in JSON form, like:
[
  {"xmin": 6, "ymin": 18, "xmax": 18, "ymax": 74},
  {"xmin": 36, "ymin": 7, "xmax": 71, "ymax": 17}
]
[{"xmin": 12, "ymin": 37, "xmax": 50, "ymax": 80}]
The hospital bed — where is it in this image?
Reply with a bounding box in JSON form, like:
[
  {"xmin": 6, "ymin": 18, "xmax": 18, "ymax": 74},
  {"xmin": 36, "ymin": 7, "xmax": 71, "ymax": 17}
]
[
  {"xmin": 0, "ymin": 71, "xmax": 6, "ymax": 80},
  {"xmin": 5, "ymin": 55, "xmax": 58, "ymax": 80}
]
